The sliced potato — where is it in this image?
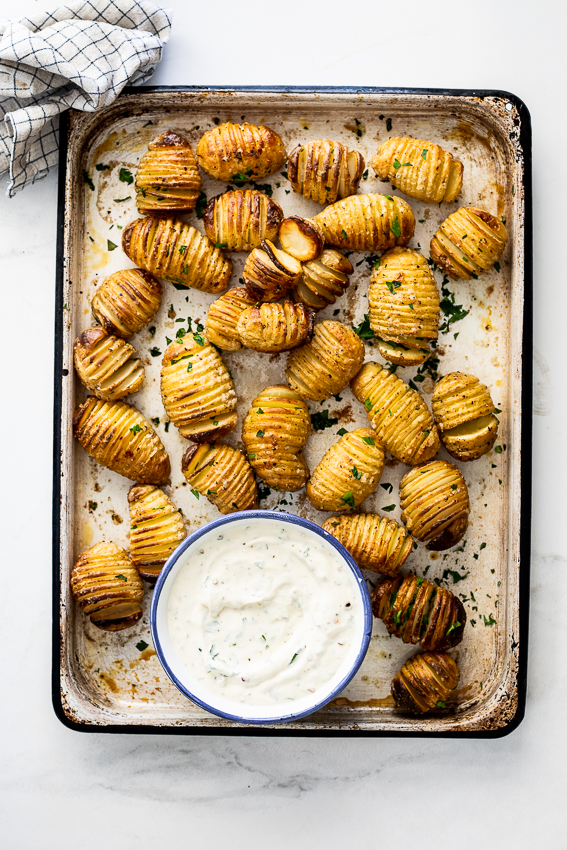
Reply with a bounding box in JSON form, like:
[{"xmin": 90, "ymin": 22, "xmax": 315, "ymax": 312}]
[
  {"xmin": 128, "ymin": 485, "xmax": 187, "ymax": 583},
  {"xmin": 399, "ymin": 460, "xmax": 470, "ymax": 550},
  {"xmin": 74, "ymin": 327, "xmax": 144, "ymax": 400},
  {"xmin": 237, "ymin": 301, "xmax": 314, "ymax": 353},
  {"xmin": 203, "ymin": 189, "xmax": 283, "ymax": 251},
  {"xmin": 287, "ymin": 139, "xmax": 365, "ymax": 204},
  {"xmin": 243, "ymin": 240, "xmax": 301, "ymax": 302},
  {"xmin": 371, "ymin": 137, "xmax": 463, "ymax": 203},
  {"xmin": 135, "ymin": 131, "xmax": 202, "ymax": 215},
  {"xmin": 278, "ymin": 216, "xmax": 324, "ymax": 261},
  {"xmin": 391, "ymin": 651, "xmax": 460, "ymax": 714},
  {"xmin": 91, "ymin": 268, "xmax": 162, "ymax": 339},
  {"xmin": 293, "ymin": 249, "xmax": 353, "ymax": 311},
  {"xmin": 430, "ymin": 207, "xmax": 508, "ymax": 280},
  {"xmin": 204, "ymin": 287, "xmax": 257, "ymax": 351},
  {"xmin": 181, "ymin": 442, "xmax": 258, "ymax": 514},
  {"xmin": 287, "ymin": 320, "xmax": 364, "ymax": 401},
  {"xmin": 322, "ymin": 513, "xmax": 413, "ymax": 576},
  {"xmin": 196, "ymin": 122, "xmax": 286, "ymax": 182},
  {"xmin": 432, "ymin": 372, "xmax": 499, "ymax": 461},
  {"xmin": 306, "ymin": 428, "xmax": 384, "ymax": 511},
  {"xmin": 70, "ymin": 542, "xmax": 144, "ymax": 631},
  {"xmin": 313, "ymin": 193, "xmax": 415, "ymax": 250}
]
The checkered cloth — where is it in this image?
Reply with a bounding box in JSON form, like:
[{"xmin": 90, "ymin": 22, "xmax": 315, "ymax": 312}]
[{"xmin": 0, "ymin": 1, "xmax": 171, "ymax": 197}]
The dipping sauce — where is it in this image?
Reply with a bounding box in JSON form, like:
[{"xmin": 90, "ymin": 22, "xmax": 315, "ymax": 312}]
[{"xmin": 167, "ymin": 518, "xmax": 362, "ymax": 708}]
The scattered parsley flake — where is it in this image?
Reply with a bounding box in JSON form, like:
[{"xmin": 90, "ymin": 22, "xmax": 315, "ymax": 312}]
[
  {"xmin": 107, "ymin": 240, "xmax": 117, "ymax": 251},
  {"xmin": 341, "ymin": 492, "xmax": 355, "ymax": 509},
  {"xmin": 190, "ymin": 488, "xmax": 200, "ymax": 500},
  {"xmin": 136, "ymin": 640, "xmax": 149, "ymax": 651},
  {"xmin": 129, "ymin": 424, "xmax": 142, "ymax": 434},
  {"xmin": 119, "ymin": 167, "xmax": 134, "ymax": 184},
  {"xmin": 382, "ymin": 504, "xmax": 396, "ymax": 512},
  {"xmin": 311, "ymin": 409, "xmax": 339, "ymax": 431}
]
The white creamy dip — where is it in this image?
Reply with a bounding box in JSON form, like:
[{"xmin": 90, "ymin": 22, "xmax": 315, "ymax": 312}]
[{"xmin": 166, "ymin": 519, "xmax": 362, "ymax": 709}]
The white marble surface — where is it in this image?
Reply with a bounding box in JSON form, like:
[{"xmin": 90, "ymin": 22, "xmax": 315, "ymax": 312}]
[{"xmin": 1, "ymin": 0, "xmax": 564, "ymax": 846}]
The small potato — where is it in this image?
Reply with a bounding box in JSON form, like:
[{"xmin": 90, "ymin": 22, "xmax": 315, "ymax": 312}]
[
  {"xmin": 74, "ymin": 327, "xmax": 144, "ymax": 400},
  {"xmin": 286, "ymin": 320, "xmax": 364, "ymax": 401},
  {"xmin": 237, "ymin": 301, "xmax": 314, "ymax": 353},
  {"xmin": 128, "ymin": 485, "xmax": 187, "ymax": 583},
  {"xmin": 391, "ymin": 651, "xmax": 460, "ymax": 714},
  {"xmin": 135, "ymin": 131, "xmax": 202, "ymax": 215},
  {"xmin": 430, "ymin": 206, "xmax": 508, "ymax": 280},
  {"xmin": 278, "ymin": 216, "xmax": 325, "ymax": 261},
  {"xmin": 399, "ymin": 460, "xmax": 470, "ymax": 550},
  {"xmin": 71, "ymin": 542, "xmax": 144, "ymax": 630},
  {"xmin": 322, "ymin": 513, "xmax": 413, "ymax": 576},
  {"xmin": 432, "ymin": 372, "xmax": 499, "ymax": 461},
  {"xmin": 307, "ymin": 428, "xmax": 385, "ymax": 512},
  {"xmin": 243, "ymin": 239, "xmax": 302, "ymax": 302},
  {"xmin": 287, "ymin": 139, "xmax": 365, "ymax": 204},
  {"xmin": 91, "ymin": 268, "xmax": 162, "ymax": 339},
  {"xmin": 205, "ymin": 287, "xmax": 256, "ymax": 351},
  {"xmin": 196, "ymin": 121, "xmax": 286, "ymax": 183},
  {"xmin": 203, "ymin": 189, "xmax": 283, "ymax": 251},
  {"xmin": 182, "ymin": 442, "xmax": 258, "ymax": 514},
  {"xmin": 313, "ymin": 193, "xmax": 415, "ymax": 251},
  {"xmin": 292, "ymin": 249, "xmax": 353, "ymax": 311},
  {"xmin": 371, "ymin": 137, "xmax": 463, "ymax": 203}
]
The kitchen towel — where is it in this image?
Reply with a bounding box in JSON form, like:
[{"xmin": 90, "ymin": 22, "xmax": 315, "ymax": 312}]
[{"xmin": 0, "ymin": 0, "xmax": 171, "ymax": 197}]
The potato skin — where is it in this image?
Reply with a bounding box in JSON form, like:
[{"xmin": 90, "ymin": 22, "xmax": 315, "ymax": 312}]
[
  {"xmin": 135, "ymin": 131, "xmax": 202, "ymax": 215},
  {"xmin": 91, "ymin": 268, "xmax": 162, "ymax": 339},
  {"xmin": 391, "ymin": 651, "xmax": 459, "ymax": 714},
  {"xmin": 205, "ymin": 287, "xmax": 256, "ymax": 351},
  {"xmin": 430, "ymin": 206, "xmax": 508, "ymax": 280},
  {"xmin": 70, "ymin": 542, "xmax": 144, "ymax": 630},
  {"xmin": 203, "ymin": 189, "xmax": 283, "ymax": 251},
  {"xmin": 293, "ymin": 249, "xmax": 353, "ymax": 311},
  {"xmin": 399, "ymin": 460, "xmax": 470, "ymax": 550},
  {"xmin": 306, "ymin": 428, "xmax": 385, "ymax": 512},
  {"xmin": 237, "ymin": 301, "xmax": 314, "ymax": 353},
  {"xmin": 313, "ymin": 193, "xmax": 415, "ymax": 251},
  {"xmin": 322, "ymin": 513, "xmax": 413, "ymax": 576},
  {"xmin": 372, "ymin": 137, "xmax": 463, "ymax": 203},
  {"xmin": 278, "ymin": 216, "xmax": 325, "ymax": 262},
  {"xmin": 74, "ymin": 327, "xmax": 144, "ymax": 400},
  {"xmin": 288, "ymin": 139, "xmax": 365, "ymax": 204},
  {"xmin": 243, "ymin": 240, "xmax": 301, "ymax": 302},
  {"xmin": 181, "ymin": 442, "xmax": 258, "ymax": 514},
  {"xmin": 128, "ymin": 485, "xmax": 187, "ymax": 583},
  {"xmin": 286, "ymin": 320, "xmax": 364, "ymax": 401},
  {"xmin": 196, "ymin": 122, "xmax": 286, "ymax": 182}
]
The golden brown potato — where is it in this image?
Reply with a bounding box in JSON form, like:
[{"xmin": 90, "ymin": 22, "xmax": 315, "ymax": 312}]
[
  {"xmin": 91, "ymin": 268, "xmax": 162, "ymax": 339},
  {"xmin": 243, "ymin": 239, "xmax": 302, "ymax": 302},
  {"xmin": 313, "ymin": 193, "xmax": 415, "ymax": 251},
  {"xmin": 237, "ymin": 301, "xmax": 314, "ymax": 353},
  {"xmin": 292, "ymin": 249, "xmax": 353, "ymax": 311},
  {"xmin": 400, "ymin": 460, "xmax": 470, "ymax": 550},
  {"xmin": 430, "ymin": 206, "xmax": 508, "ymax": 280},
  {"xmin": 287, "ymin": 139, "xmax": 365, "ymax": 204},
  {"xmin": 203, "ymin": 189, "xmax": 283, "ymax": 251},
  {"xmin": 182, "ymin": 442, "xmax": 258, "ymax": 514},
  {"xmin": 160, "ymin": 332, "xmax": 237, "ymax": 442},
  {"xmin": 74, "ymin": 327, "xmax": 144, "ymax": 400},
  {"xmin": 73, "ymin": 397, "xmax": 170, "ymax": 484},
  {"xmin": 432, "ymin": 372, "xmax": 499, "ymax": 462},
  {"xmin": 351, "ymin": 361, "xmax": 439, "ymax": 465},
  {"xmin": 372, "ymin": 573, "xmax": 466, "ymax": 650},
  {"xmin": 70, "ymin": 542, "xmax": 144, "ymax": 630},
  {"xmin": 122, "ymin": 217, "xmax": 231, "ymax": 294},
  {"xmin": 286, "ymin": 320, "xmax": 364, "ymax": 401},
  {"xmin": 196, "ymin": 121, "xmax": 286, "ymax": 182},
  {"xmin": 204, "ymin": 287, "xmax": 256, "ymax": 351},
  {"xmin": 371, "ymin": 137, "xmax": 463, "ymax": 203},
  {"xmin": 306, "ymin": 428, "xmax": 385, "ymax": 511},
  {"xmin": 128, "ymin": 485, "xmax": 187, "ymax": 583},
  {"xmin": 278, "ymin": 216, "xmax": 325, "ymax": 262},
  {"xmin": 391, "ymin": 651, "xmax": 460, "ymax": 714},
  {"xmin": 369, "ymin": 247, "xmax": 440, "ymax": 366},
  {"xmin": 242, "ymin": 385, "xmax": 311, "ymax": 491},
  {"xmin": 322, "ymin": 512, "xmax": 413, "ymax": 576},
  {"xmin": 135, "ymin": 131, "xmax": 202, "ymax": 215}
]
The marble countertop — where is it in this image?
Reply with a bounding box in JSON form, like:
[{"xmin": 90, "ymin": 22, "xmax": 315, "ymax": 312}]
[{"xmin": 1, "ymin": 0, "xmax": 564, "ymax": 846}]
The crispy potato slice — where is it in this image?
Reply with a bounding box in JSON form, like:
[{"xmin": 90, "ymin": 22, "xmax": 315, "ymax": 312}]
[
  {"xmin": 70, "ymin": 542, "xmax": 144, "ymax": 631},
  {"xmin": 293, "ymin": 249, "xmax": 353, "ymax": 311},
  {"xmin": 243, "ymin": 240, "xmax": 301, "ymax": 302},
  {"xmin": 278, "ymin": 216, "xmax": 324, "ymax": 261},
  {"xmin": 313, "ymin": 193, "xmax": 415, "ymax": 251}
]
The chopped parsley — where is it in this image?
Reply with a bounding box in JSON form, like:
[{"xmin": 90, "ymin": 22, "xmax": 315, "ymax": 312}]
[
  {"xmin": 361, "ymin": 436, "xmax": 375, "ymax": 445},
  {"xmin": 190, "ymin": 488, "xmax": 200, "ymax": 500},
  {"xmin": 136, "ymin": 640, "xmax": 149, "ymax": 652},
  {"xmin": 129, "ymin": 424, "xmax": 142, "ymax": 434},
  {"xmin": 341, "ymin": 492, "xmax": 356, "ymax": 509},
  {"xmin": 113, "ymin": 196, "xmax": 131, "ymax": 202},
  {"xmin": 119, "ymin": 167, "xmax": 134, "ymax": 184},
  {"xmin": 337, "ymin": 428, "xmax": 348, "ymax": 436},
  {"xmin": 193, "ymin": 332, "xmax": 205, "ymax": 346},
  {"xmin": 149, "ymin": 347, "xmax": 161, "ymax": 357},
  {"xmin": 256, "ymin": 429, "xmax": 265, "ymax": 438},
  {"xmin": 446, "ymin": 620, "xmax": 461, "ymax": 636},
  {"xmin": 353, "ymin": 313, "xmax": 375, "ymax": 340},
  {"xmin": 195, "ymin": 192, "xmax": 208, "ymax": 218},
  {"xmin": 382, "ymin": 504, "xmax": 396, "ymax": 512},
  {"xmin": 83, "ymin": 171, "xmax": 95, "ymax": 191},
  {"xmin": 351, "ymin": 466, "xmax": 362, "ymax": 480},
  {"xmin": 364, "ymin": 398, "xmax": 373, "ymax": 411},
  {"xmin": 310, "ymin": 409, "xmax": 339, "ymax": 431},
  {"xmin": 439, "ymin": 276, "xmax": 469, "ymax": 334},
  {"xmin": 107, "ymin": 240, "xmax": 117, "ymax": 251},
  {"xmin": 95, "ymin": 163, "xmax": 110, "ymax": 171},
  {"xmin": 390, "ymin": 215, "xmax": 401, "ymax": 238},
  {"xmin": 380, "ymin": 482, "xmax": 393, "ymax": 493}
]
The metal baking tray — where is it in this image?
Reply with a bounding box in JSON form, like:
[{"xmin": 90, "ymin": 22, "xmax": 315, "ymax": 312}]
[{"xmin": 53, "ymin": 86, "xmax": 532, "ymax": 736}]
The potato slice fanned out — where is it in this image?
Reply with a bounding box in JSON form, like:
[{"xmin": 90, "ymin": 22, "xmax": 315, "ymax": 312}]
[
  {"xmin": 278, "ymin": 216, "xmax": 324, "ymax": 261},
  {"xmin": 182, "ymin": 443, "xmax": 258, "ymax": 514},
  {"xmin": 391, "ymin": 651, "xmax": 460, "ymax": 714},
  {"xmin": 237, "ymin": 301, "xmax": 314, "ymax": 353},
  {"xmin": 205, "ymin": 287, "xmax": 256, "ymax": 351},
  {"xmin": 432, "ymin": 372, "xmax": 499, "ymax": 461},
  {"xmin": 135, "ymin": 131, "xmax": 202, "ymax": 215},
  {"xmin": 293, "ymin": 249, "xmax": 353, "ymax": 311},
  {"xmin": 306, "ymin": 428, "xmax": 385, "ymax": 512},
  {"xmin": 74, "ymin": 327, "xmax": 144, "ymax": 400},
  {"xmin": 313, "ymin": 193, "xmax": 415, "ymax": 251},
  {"xmin": 203, "ymin": 189, "xmax": 283, "ymax": 251},
  {"xmin": 70, "ymin": 542, "xmax": 144, "ymax": 630},
  {"xmin": 400, "ymin": 460, "xmax": 470, "ymax": 550},
  {"xmin": 322, "ymin": 513, "xmax": 413, "ymax": 576},
  {"xmin": 242, "ymin": 385, "xmax": 311, "ymax": 491},
  {"xmin": 243, "ymin": 239, "xmax": 302, "ymax": 302},
  {"xmin": 286, "ymin": 320, "xmax": 364, "ymax": 401},
  {"xmin": 128, "ymin": 485, "xmax": 187, "ymax": 583},
  {"xmin": 160, "ymin": 332, "xmax": 237, "ymax": 442},
  {"xmin": 371, "ymin": 137, "xmax": 463, "ymax": 203},
  {"xmin": 91, "ymin": 268, "xmax": 162, "ymax": 339},
  {"xmin": 288, "ymin": 139, "xmax": 365, "ymax": 204},
  {"xmin": 430, "ymin": 206, "xmax": 508, "ymax": 280},
  {"xmin": 196, "ymin": 122, "xmax": 286, "ymax": 182},
  {"xmin": 122, "ymin": 217, "xmax": 231, "ymax": 294},
  {"xmin": 350, "ymin": 361, "xmax": 439, "ymax": 465},
  {"xmin": 73, "ymin": 397, "xmax": 170, "ymax": 484}
]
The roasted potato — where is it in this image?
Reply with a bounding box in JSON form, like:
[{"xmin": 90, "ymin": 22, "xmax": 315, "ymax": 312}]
[
  {"xmin": 242, "ymin": 385, "xmax": 311, "ymax": 491},
  {"xmin": 313, "ymin": 193, "xmax": 415, "ymax": 251},
  {"xmin": 203, "ymin": 189, "xmax": 283, "ymax": 251},
  {"xmin": 160, "ymin": 332, "xmax": 237, "ymax": 442},
  {"xmin": 322, "ymin": 512, "xmax": 413, "ymax": 576},
  {"xmin": 196, "ymin": 121, "xmax": 286, "ymax": 182},
  {"xmin": 237, "ymin": 301, "xmax": 314, "ymax": 353},
  {"xmin": 91, "ymin": 268, "xmax": 162, "ymax": 339},
  {"xmin": 372, "ymin": 572, "xmax": 466, "ymax": 650},
  {"xmin": 432, "ymin": 372, "xmax": 499, "ymax": 461},
  {"xmin": 286, "ymin": 320, "xmax": 364, "ymax": 401},
  {"xmin": 287, "ymin": 139, "xmax": 365, "ymax": 204},
  {"xmin": 74, "ymin": 327, "xmax": 144, "ymax": 400},
  {"xmin": 391, "ymin": 651, "xmax": 460, "ymax": 714},
  {"xmin": 400, "ymin": 460, "xmax": 470, "ymax": 550},
  {"xmin": 204, "ymin": 287, "xmax": 256, "ymax": 351},
  {"xmin": 122, "ymin": 217, "xmax": 231, "ymax": 294},
  {"xmin": 292, "ymin": 248, "xmax": 353, "ymax": 311},
  {"xmin": 350, "ymin": 361, "xmax": 439, "ymax": 465},
  {"xmin": 70, "ymin": 542, "xmax": 144, "ymax": 630},
  {"xmin": 306, "ymin": 428, "xmax": 385, "ymax": 512},
  {"xmin": 243, "ymin": 239, "xmax": 302, "ymax": 302},
  {"xmin": 430, "ymin": 206, "xmax": 508, "ymax": 280},
  {"xmin": 135, "ymin": 131, "xmax": 202, "ymax": 215},
  {"xmin": 128, "ymin": 485, "xmax": 187, "ymax": 583},
  {"xmin": 371, "ymin": 137, "xmax": 463, "ymax": 203},
  {"xmin": 182, "ymin": 442, "xmax": 258, "ymax": 514},
  {"xmin": 278, "ymin": 216, "xmax": 325, "ymax": 261},
  {"xmin": 73, "ymin": 397, "xmax": 170, "ymax": 484},
  {"xmin": 369, "ymin": 247, "xmax": 440, "ymax": 366}
]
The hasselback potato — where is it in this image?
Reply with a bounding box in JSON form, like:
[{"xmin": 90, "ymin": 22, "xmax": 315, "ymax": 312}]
[
  {"xmin": 287, "ymin": 139, "xmax": 365, "ymax": 204},
  {"xmin": 313, "ymin": 193, "xmax": 415, "ymax": 251},
  {"xmin": 203, "ymin": 189, "xmax": 283, "ymax": 251},
  {"xmin": 430, "ymin": 206, "xmax": 508, "ymax": 280},
  {"xmin": 322, "ymin": 513, "xmax": 413, "ymax": 576},
  {"xmin": 278, "ymin": 216, "xmax": 325, "ymax": 262},
  {"xmin": 196, "ymin": 121, "xmax": 286, "ymax": 182},
  {"xmin": 204, "ymin": 287, "xmax": 256, "ymax": 351},
  {"xmin": 432, "ymin": 372, "xmax": 499, "ymax": 461},
  {"xmin": 242, "ymin": 385, "xmax": 311, "ymax": 491},
  {"xmin": 160, "ymin": 332, "xmax": 237, "ymax": 442},
  {"xmin": 73, "ymin": 397, "xmax": 170, "ymax": 484},
  {"xmin": 391, "ymin": 651, "xmax": 460, "ymax": 714},
  {"xmin": 371, "ymin": 137, "xmax": 463, "ymax": 203},
  {"xmin": 350, "ymin": 361, "xmax": 439, "ymax": 465},
  {"xmin": 243, "ymin": 239, "xmax": 302, "ymax": 302},
  {"xmin": 182, "ymin": 442, "xmax": 258, "ymax": 514},
  {"xmin": 74, "ymin": 327, "xmax": 144, "ymax": 400},
  {"xmin": 286, "ymin": 320, "xmax": 364, "ymax": 401},
  {"xmin": 306, "ymin": 428, "xmax": 385, "ymax": 512},
  {"xmin": 128, "ymin": 485, "xmax": 187, "ymax": 583},
  {"xmin": 369, "ymin": 247, "xmax": 440, "ymax": 366},
  {"xmin": 91, "ymin": 268, "xmax": 162, "ymax": 339},
  {"xmin": 292, "ymin": 249, "xmax": 353, "ymax": 311},
  {"xmin": 135, "ymin": 131, "xmax": 202, "ymax": 215},
  {"xmin": 70, "ymin": 542, "xmax": 144, "ymax": 630},
  {"xmin": 237, "ymin": 301, "xmax": 314, "ymax": 353},
  {"xmin": 122, "ymin": 217, "xmax": 231, "ymax": 294},
  {"xmin": 372, "ymin": 572, "xmax": 466, "ymax": 650},
  {"xmin": 400, "ymin": 460, "xmax": 470, "ymax": 550}
]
